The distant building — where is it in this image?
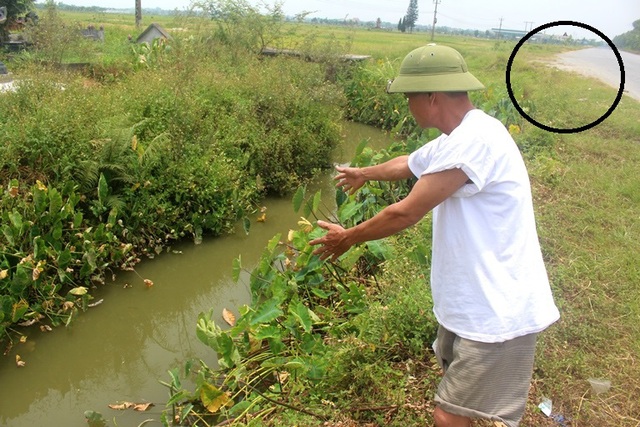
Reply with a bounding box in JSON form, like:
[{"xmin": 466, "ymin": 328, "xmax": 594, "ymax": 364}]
[
  {"xmin": 136, "ymin": 23, "xmax": 172, "ymax": 44},
  {"xmin": 491, "ymin": 28, "xmax": 529, "ymax": 39}
]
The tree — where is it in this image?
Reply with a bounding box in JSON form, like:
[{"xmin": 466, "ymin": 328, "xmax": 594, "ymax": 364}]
[
  {"xmin": 398, "ymin": 17, "xmax": 406, "ymax": 33},
  {"xmin": 404, "ymin": 0, "xmax": 418, "ymax": 33},
  {"xmin": 0, "ymin": 0, "xmax": 36, "ymax": 43},
  {"xmin": 613, "ymin": 18, "xmax": 640, "ymax": 53}
]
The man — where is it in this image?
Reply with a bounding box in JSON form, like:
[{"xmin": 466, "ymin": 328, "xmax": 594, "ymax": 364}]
[{"xmin": 309, "ymin": 44, "xmax": 560, "ymax": 427}]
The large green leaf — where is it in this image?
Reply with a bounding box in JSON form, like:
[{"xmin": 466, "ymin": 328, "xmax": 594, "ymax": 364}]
[
  {"xmin": 312, "ymin": 190, "xmax": 322, "ymax": 214},
  {"xmin": 57, "ymin": 249, "xmax": 72, "ymax": 269},
  {"xmin": 97, "ymin": 173, "xmax": 109, "ymax": 204},
  {"xmin": 33, "ymin": 236, "xmax": 45, "ymax": 260},
  {"xmin": 33, "ymin": 187, "xmax": 47, "ymax": 215},
  {"xmin": 8, "ymin": 211, "xmax": 22, "ymax": 230},
  {"xmin": 73, "ymin": 212, "xmax": 83, "ymax": 228},
  {"xmin": 292, "ymin": 185, "xmax": 306, "ymax": 212},
  {"xmin": 11, "ymin": 299, "xmax": 29, "ymax": 322},
  {"xmin": 366, "ymin": 239, "xmax": 393, "ymax": 260},
  {"xmin": 254, "ymin": 324, "xmax": 281, "ymax": 340},
  {"xmin": 51, "ymin": 221, "xmax": 63, "ymax": 241},
  {"xmin": 266, "ymin": 233, "xmax": 281, "ymax": 255},
  {"xmin": 49, "ymin": 188, "xmax": 63, "ymax": 215},
  {"xmin": 354, "ymin": 139, "xmax": 368, "ymax": 157},
  {"xmin": 84, "ymin": 249, "xmax": 97, "ymax": 270},
  {"xmin": 232, "ymin": 256, "xmax": 242, "ymax": 282},
  {"xmin": 335, "ymin": 187, "xmax": 348, "ymax": 208},
  {"xmin": 289, "ymin": 300, "xmax": 312, "ymax": 333},
  {"xmin": 196, "ymin": 311, "xmax": 222, "ymax": 350},
  {"xmin": 250, "ymin": 299, "xmax": 283, "ymax": 325},
  {"xmin": 337, "ymin": 200, "xmax": 360, "ymax": 223},
  {"xmin": 10, "ymin": 265, "xmax": 30, "ymax": 295},
  {"xmin": 2, "ymin": 225, "xmax": 15, "ymax": 246}
]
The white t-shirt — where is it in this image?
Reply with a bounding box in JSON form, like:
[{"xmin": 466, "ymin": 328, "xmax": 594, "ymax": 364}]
[{"xmin": 408, "ymin": 109, "xmax": 560, "ymax": 343}]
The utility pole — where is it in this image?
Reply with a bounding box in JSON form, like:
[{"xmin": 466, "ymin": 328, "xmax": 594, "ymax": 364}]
[
  {"xmin": 135, "ymin": 0, "xmax": 142, "ymax": 28},
  {"xmin": 431, "ymin": 0, "xmax": 441, "ymax": 41},
  {"xmin": 497, "ymin": 16, "xmax": 504, "ymax": 38}
]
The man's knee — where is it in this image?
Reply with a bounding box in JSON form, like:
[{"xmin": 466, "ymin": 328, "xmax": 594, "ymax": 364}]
[{"xmin": 433, "ymin": 406, "xmax": 471, "ymax": 427}]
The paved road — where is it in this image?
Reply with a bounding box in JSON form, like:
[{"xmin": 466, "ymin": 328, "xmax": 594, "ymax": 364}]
[{"xmin": 552, "ymin": 47, "xmax": 640, "ymax": 101}]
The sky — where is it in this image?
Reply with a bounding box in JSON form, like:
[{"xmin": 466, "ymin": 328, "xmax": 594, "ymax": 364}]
[{"xmin": 46, "ymin": 0, "xmax": 638, "ymax": 39}]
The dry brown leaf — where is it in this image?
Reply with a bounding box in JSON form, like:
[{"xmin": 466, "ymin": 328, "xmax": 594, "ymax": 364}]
[
  {"xmin": 18, "ymin": 316, "xmax": 41, "ymax": 327},
  {"xmin": 200, "ymin": 383, "xmax": 232, "ymax": 413},
  {"xmin": 109, "ymin": 401, "xmax": 152, "ymax": 411},
  {"xmin": 108, "ymin": 402, "xmax": 132, "ymax": 410},
  {"xmin": 133, "ymin": 402, "xmax": 154, "ymax": 411},
  {"xmin": 144, "ymin": 279, "xmax": 154, "ymax": 288},
  {"xmin": 222, "ymin": 308, "xmax": 236, "ymax": 326},
  {"xmin": 15, "ymin": 354, "xmax": 26, "ymax": 367},
  {"xmin": 297, "ymin": 217, "xmax": 313, "ymax": 233},
  {"xmin": 88, "ymin": 299, "xmax": 104, "ymax": 308}
]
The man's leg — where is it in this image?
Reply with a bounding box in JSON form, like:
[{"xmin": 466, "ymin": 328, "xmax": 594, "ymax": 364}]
[{"xmin": 433, "ymin": 406, "xmax": 471, "ymax": 427}]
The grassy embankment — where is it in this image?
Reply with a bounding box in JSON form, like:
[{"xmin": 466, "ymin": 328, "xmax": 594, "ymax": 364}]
[
  {"xmin": 264, "ymin": 29, "xmax": 640, "ymax": 427},
  {"xmin": 3, "ymin": 9, "xmax": 639, "ymax": 426},
  {"xmin": 176, "ymin": 26, "xmax": 640, "ymax": 426},
  {"xmin": 0, "ymin": 9, "xmax": 345, "ymax": 344}
]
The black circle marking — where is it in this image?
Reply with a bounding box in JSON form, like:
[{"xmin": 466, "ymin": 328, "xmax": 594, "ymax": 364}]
[{"xmin": 506, "ymin": 20, "xmax": 625, "ymax": 134}]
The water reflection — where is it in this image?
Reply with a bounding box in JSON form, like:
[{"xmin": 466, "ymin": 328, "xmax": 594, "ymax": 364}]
[{"xmin": 0, "ymin": 122, "xmax": 395, "ymax": 427}]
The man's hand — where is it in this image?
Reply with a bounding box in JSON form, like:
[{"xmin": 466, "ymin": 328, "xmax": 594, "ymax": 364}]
[
  {"xmin": 335, "ymin": 166, "xmax": 366, "ymax": 195},
  {"xmin": 309, "ymin": 220, "xmax": 351, "ymax": 261}
]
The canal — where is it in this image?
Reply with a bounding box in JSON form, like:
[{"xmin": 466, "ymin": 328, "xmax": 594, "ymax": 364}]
[{"xmin": 0, "ymin": 121, "xmax": 396, "ymax": 427}]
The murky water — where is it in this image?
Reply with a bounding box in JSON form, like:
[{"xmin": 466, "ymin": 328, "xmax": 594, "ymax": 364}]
[{"xmin": 0, "ymin": 122, "xmax": 395, "ymax": 427}]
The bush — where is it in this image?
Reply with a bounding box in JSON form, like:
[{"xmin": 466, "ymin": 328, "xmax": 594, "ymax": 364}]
[{"xmin": 0, "ymin": 18, "xmax": 346, "ymax": 340}]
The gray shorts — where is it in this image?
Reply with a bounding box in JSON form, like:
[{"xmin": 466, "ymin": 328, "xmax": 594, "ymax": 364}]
[{"xmin": 433, "ymin": 326, "xmax": 538, "ymax": 427}]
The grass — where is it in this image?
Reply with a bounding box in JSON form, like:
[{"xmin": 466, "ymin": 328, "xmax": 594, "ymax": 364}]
[
  {"xmin": 313, "ymin": 28, "xmax": 640, "ymax": 427},
  {"xmin": 533, "ymin": 115, "xmax": 640, "ymax": 425},
  {"xmin": 4, "ymin": 9, "xmax": 640, "ymax": 426}
]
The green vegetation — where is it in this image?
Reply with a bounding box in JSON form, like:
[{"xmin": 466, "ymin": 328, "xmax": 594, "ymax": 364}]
[
  {"xmin": 2, "ymin": 4, "xmax": 640, "ymax": 427},
  {"xmin": 0, "ymin": 0, "xmax": 36, "ymax": 43},
  {"xmin": 614, "ymin": 19, "xmax": 640, "ymax": 53},
  {"xmin": 0, "ymin": 2, "xmax": 344, "ymax": 344},
  {"xmin": 160, "ymin": 31, "xmax": 639, "ymax": 427}
]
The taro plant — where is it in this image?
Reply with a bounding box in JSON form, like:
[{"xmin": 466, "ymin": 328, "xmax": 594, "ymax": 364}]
[
  {"xmin": 0, "ymin": 178, "xmax": 137, "ymax": 343},
  {"xmin": 160, "ymin": 144, "xmax": 418, "ymax": 424},
  {"xmin": 339, "ymin": 59, "xmax": 417, "ymax": 135}
]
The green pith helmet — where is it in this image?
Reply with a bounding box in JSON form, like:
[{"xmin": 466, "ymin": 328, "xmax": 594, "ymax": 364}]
[{"xmin": 387, "ymin": 44, "xmax": 485, "ymax": 93}]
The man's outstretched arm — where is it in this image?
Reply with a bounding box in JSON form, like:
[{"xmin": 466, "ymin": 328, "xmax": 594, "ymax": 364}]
[
  {"xmin": 335, "ymin": 155, "xmax": 413, "ymax": 195},
  {"xmin": 311, "ymin": 167, "xmax": 469, "ymax": 261}
]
